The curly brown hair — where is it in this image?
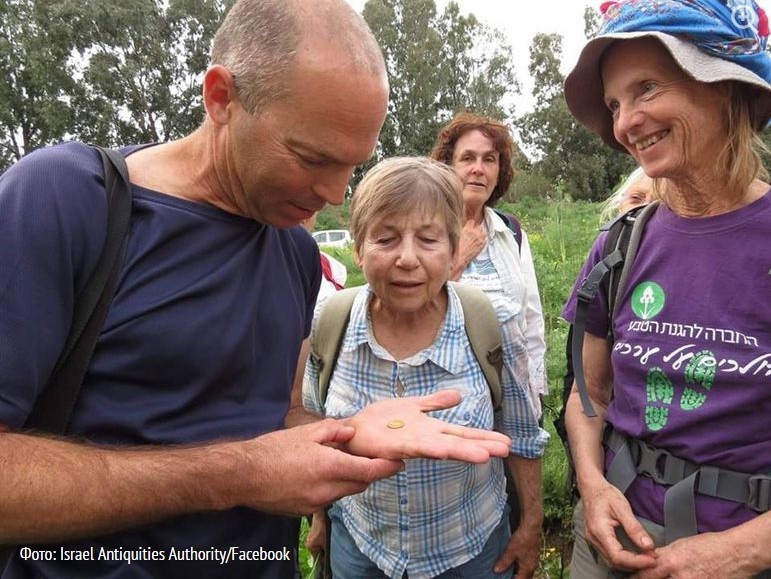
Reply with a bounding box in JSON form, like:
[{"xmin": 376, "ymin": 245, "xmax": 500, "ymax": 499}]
[{"xmin": 429, "ymin": 112, "xmax": 516, "ymax": 207}]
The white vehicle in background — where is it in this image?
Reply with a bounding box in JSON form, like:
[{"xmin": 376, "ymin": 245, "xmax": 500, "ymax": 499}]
[{"xmin": 311, "ymin": 229, "xmax": 352, "ymax": 248}]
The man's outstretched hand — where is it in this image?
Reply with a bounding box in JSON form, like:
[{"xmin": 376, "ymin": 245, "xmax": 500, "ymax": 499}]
[{"xmin": 342, "ymin": 390, "xmax": 511, "ymax": 463}]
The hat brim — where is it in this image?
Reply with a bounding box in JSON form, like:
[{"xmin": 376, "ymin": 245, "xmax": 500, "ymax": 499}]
[{"xmin": 565, "ymin": 31, "xmax": 771, "ymax": 152}]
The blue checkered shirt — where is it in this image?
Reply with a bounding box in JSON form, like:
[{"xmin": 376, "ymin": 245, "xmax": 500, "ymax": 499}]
[{"xmin": 303, "ymin": 284, "xmax": 548, "ymax": 578}]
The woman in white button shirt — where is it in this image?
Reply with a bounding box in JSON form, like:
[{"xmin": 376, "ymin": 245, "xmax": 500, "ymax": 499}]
[{"xmin": 430, "ymin": 112, "xmax": 547, "ymax": 419}]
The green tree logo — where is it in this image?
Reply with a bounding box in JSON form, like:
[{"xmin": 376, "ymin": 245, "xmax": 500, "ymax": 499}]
[{"xmin": 631, "ymin": 282, "xmax": 666, "ymax": 320}]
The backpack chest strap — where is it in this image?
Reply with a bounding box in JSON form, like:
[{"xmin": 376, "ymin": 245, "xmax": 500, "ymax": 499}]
[{"xmin": 605, "ymin": 428, "xmax": 771, "ymax": 543}]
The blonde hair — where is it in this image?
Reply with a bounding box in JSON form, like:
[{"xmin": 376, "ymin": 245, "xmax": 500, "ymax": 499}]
[
  {"xmin": 717, "ymin": 82, "xmax": 770, "ymax": 194},
  {"xmin": 350, "ymin": 157, "xmax": 464, "ymax": 254},
  {"xmin": 601, "ymin": 167, "xmax": 652, "ymax": 222}
]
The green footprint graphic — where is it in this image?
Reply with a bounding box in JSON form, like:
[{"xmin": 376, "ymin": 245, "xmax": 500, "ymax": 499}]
[
  {"xmin": 681, "ymin": 350, "xmax": 716, "ymax": 410},
  {"xmin": 645, "ymin": 367, "xmax": 674, "ymax": 431},
  {"xmin": 643, "ymin": 350, "xmax": 717, "ymax": 432}
]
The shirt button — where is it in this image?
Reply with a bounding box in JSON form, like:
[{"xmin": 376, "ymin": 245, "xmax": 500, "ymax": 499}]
[
  {"xmin": 399, "ymin": 498, "xmax": 408, "ymax": 505},
  {"xmin": 464, "ymin": 411, "xmax": 471, "ymax": 420}
]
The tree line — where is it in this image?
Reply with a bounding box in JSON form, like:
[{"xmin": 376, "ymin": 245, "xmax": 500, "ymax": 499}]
[{"xmin": 2, "ymin": 0, "xmax": 768, "ymax": 200}]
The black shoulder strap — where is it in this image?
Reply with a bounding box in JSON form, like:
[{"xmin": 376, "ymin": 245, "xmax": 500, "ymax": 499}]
[
  {"xmin": 493, "ymin": 209, "xmax": 522, "ymax": 255},
  {"xmin": 1, "ymin": 147, "xmax": 132, "ymax": 577},
  {"xmin": 611, "ymin": 201, "xmax": 659, "ymax": 323},
  {"xmin": 599, "ymin": 212, "xmax": 631, "ymax": 329},
  {"xmin": 570, "ymin": 202, "xmax": 658, "ymax": 417},
  {"xmin": 25, "ymin": 147, "xmax": 133, "ymax": 434}
]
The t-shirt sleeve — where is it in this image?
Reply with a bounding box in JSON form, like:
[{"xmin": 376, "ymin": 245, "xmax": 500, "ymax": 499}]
[
  {"xmin": 562, "ymin": 231, "xmax": 612, "ymax": 339},
  {"xmin": 0, "ymin": 143, "xmax": 106, "ymax": 428},
  {"xmin": 286, "ymin": 226, "xmax": 322, "ymax": 339}
]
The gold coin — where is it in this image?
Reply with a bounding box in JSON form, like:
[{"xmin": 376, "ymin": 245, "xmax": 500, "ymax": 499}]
[{"xmin": 386, "ymin": 419, "xmax": 405, "ymax": 429}]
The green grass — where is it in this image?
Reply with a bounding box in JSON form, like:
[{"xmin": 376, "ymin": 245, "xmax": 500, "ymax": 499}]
[
  {"xmin": 505, "ymin": 198, "xmax": 601, "ymax": 578},
  {"xmin": 298, "ymin": 518, "xmax": 316, "ymax": 578},
  {"xmin": 304, "ymin": 199, "xmax": 604, "ymax": 578}
]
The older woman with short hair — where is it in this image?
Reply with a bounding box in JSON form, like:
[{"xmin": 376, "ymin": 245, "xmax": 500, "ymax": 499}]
[
  {"xmin": 561, "ymin": 0, "xmax": 771, "ymax": 577},
  {"xmin": 302, "ymin": 157, "xmax": 547, "ymax": 579}
]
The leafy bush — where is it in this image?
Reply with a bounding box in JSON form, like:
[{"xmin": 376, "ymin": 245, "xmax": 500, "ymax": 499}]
[
  {"xmin": 314, "ymin": 203, "xmax": 351, "ymax": 231},
  {"xmin": 507, "ymin": 170, "xmax": 554, "ymax": 201}
]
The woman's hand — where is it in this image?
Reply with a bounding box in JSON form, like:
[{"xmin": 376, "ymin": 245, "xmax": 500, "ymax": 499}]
[
  {"xmin": 342, "ymin": 390, "xmax": 511, "ymax": 463},
  {"xmin": 582, "ymin": 481, "xmax": 657, "ymax": 572},
  {"xmin": 306, "ymin": 511, "xmax": 327, "ymax": 561},
  {"xmin": 451, "ymin": 219, "xmax": 487, "ymax": 279}
]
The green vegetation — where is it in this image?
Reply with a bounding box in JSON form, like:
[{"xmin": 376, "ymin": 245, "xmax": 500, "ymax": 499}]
[
  {"xmin": 303, "ymin": 198, "xmax": 604, "ymax": 578},
  {"xmin": 502, "ymin": 197, "xmax": 600, "ymax": 578}
]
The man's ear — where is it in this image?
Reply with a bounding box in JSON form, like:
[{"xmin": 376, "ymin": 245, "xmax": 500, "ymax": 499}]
[{"xmin": 203, "ymin": 65, "xmax": 237, "ymax": 125}]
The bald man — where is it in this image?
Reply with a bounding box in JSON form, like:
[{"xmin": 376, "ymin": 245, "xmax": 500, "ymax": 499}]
[{"xmin": 0, "ymin": 1, "xmax": 511, "ymax": 577}]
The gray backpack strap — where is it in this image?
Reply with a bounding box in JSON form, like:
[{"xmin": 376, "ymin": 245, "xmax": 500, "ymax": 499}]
[
  {"xmin": 611, "ymin": 200, "xmax": 659, "ymax": 323},
  {"xmin": 311, "ymin": 287, "xmax": 361, "ymax": 407},
  {"xmin": 606, "ymin": 427, "xmax": 771, "ymax": 544},
  {"xmin": 572, "ymin": 201, "xmax": 660, "ymax": 418},
  {"xmin": 449, "ymin": 282, "xmax": 503, "ymax": 410}
]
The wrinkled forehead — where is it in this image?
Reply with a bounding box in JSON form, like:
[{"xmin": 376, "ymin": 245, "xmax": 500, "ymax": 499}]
[
  {"xmin": 453, "ymin": 129, "xmax": 499, "ymax": 157},
  {"xmin": 601, "ymin": 37, "xmax": 686, "ymax": 91}
]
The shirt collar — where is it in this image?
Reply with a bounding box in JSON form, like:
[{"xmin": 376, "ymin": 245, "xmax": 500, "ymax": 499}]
[
  {"xmin": 342, "ymin": 284, "xmax": 468, "ymax": 376},
  {"xmin": 485, "ymin": 206, "xmax": 509, "ymax": 237}
]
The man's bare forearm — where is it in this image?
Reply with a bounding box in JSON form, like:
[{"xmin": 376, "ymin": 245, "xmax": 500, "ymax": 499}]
[
  {"xmin": 0, "ymin": 419, "xmax": 405, "ymax": 545},
  {"xmin": 0, "ymin": 432, "xmax": 254, "ymax": 543}
]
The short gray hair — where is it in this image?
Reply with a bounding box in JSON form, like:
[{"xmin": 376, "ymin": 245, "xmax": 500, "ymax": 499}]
[
  {"xmin": 350, "ymin": 157, "xmax": 464, "ymax": 255},
  {"xmin": 211, "ymin": 0, "xmax": 384, "ymax": 115}
]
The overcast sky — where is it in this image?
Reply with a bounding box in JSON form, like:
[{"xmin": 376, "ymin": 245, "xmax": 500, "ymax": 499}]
[{"xmin": 343, "ymin": 0, "xmax": 592, "ymax": 115}]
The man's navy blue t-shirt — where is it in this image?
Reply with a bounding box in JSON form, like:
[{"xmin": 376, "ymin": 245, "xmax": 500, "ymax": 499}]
[{"xmin": 0, "ymin": 142, "xmax": 321, "ymax": 577}]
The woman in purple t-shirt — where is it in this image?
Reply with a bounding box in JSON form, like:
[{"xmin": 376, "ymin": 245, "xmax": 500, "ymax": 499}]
[{"xmin": 561, "ymin": 1, "xmax": 771, "ymax": 577}]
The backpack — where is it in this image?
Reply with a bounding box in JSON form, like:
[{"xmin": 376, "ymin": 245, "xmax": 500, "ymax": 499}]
[
  {"xmin": 309, "ymin": 282, "xmax": 504, "ymax": 410},
  {"xmin": 493, "ymin": 209, "xmax": 522, "ymax": 255},
  {"xmin": 553, "ymin": 202, "xmax": 659, "ymax": 492},
  {"xmin": 571, "ymin": 201, "xmax": 659, "ymax": 417}
]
